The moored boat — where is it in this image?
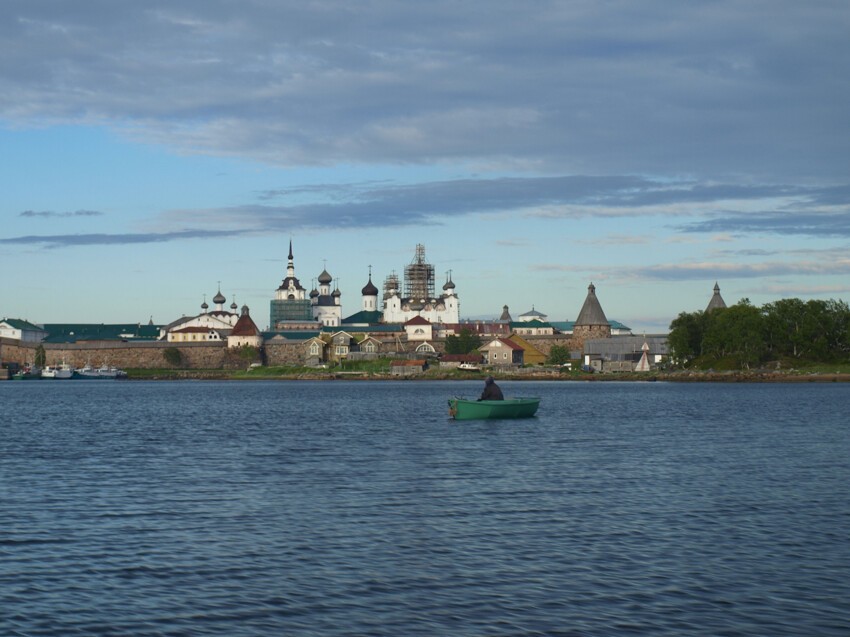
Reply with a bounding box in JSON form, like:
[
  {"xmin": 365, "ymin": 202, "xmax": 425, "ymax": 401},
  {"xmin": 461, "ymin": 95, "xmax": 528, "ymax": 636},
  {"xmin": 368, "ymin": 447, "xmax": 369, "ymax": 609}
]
[
  {"xmin": 43, "ymin": 362, "xmax": 74, "ymax": 379},
  {"xmin": 12, "ymin": 365, "xmax": 42, "ymax": 380},
  {"xmin": 75, "ymin": 364, "xmax": 127, "ymax": 379},
  {"xmin": 96, "ymin": 365, "xmax": 127, "ymax": 379},
  {"xmin": 448, "ymin": 397, "xmax": 540, "ymax": 420}
]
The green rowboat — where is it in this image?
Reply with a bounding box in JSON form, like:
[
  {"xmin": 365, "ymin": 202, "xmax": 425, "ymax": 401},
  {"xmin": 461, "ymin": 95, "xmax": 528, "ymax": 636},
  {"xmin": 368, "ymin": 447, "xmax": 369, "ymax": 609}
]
[{"xmin": 448, "ymin": 397, "xmax": 540, "ymax": 420}]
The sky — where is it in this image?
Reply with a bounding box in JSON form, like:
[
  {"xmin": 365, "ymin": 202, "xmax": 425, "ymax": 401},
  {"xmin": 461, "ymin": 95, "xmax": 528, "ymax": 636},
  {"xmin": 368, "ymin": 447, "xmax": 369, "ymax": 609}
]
[{"xmin": 2, "ymin": 1, "xmax": 849, "ymax": 333}]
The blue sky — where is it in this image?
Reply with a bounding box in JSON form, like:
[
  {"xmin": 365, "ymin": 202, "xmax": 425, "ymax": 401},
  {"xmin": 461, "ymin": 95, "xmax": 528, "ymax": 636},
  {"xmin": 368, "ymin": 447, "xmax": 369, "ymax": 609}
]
[{"xmin": 2, "ymin": 1, "xmax": 849, "ymax": 332}]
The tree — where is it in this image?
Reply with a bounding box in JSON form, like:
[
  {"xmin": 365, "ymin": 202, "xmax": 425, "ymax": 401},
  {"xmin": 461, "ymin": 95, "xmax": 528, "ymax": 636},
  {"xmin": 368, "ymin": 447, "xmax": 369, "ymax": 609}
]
[
  {"xmin": 445, "ymin": 328, "xmax": 482, "ymax": 354},
  {"xmin": 667, "ymin": 311, "xmax": 706, "ymax": 363},
  {"xmin": 546, "ymin": 345, "xmax": 572, "ymax": 365},
  {"xmin": 823, "ymin": 299, "xmax": 850, "ymax": 358},
  {"xmin": 34, "ymin": 344, "xmax": 46, "ymax": 368},
  {"xmin": 762, "ymin": 298, "xmax": 808, "ymax": 358},
  {"xmin": 546, "ymin": 344, "xmax": 572, "ymax": 365},
  {"xmin": 703, "ymin": 300, "xmax": 766, "ymax": 369}
]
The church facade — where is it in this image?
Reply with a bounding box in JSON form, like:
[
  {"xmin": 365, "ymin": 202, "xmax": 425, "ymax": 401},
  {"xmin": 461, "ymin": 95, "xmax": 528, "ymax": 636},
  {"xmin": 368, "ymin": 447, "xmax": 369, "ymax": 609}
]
[{"xmin": 269, "ymin": 241, "xmax": 460, "ymax": 331}]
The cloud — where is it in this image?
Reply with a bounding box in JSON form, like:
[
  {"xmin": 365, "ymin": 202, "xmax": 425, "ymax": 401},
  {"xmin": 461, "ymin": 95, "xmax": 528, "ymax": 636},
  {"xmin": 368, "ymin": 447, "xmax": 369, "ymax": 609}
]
[
  {"xmin": 629, "ymin": 260, "xmax": 850, "ymax": 281},
  {"xmin": 531, "ymin": 257, "xmax": 850, "ymax": 282},
  {"xmin": 1, "ymin": 2, "xmax": 848, "ymax": 179},
  {"xmin": 678, "ymin": 211, "xmax": 850, "ymax": 238},
  {"xmin": 19, "ymin": 209, "xmax": 104, "ymax": 218},
  {"xmin": 164, "ymin": 177, "xmax": 850, "ymax": 233},
  {"xmin": 8, "ymin": 174, "xmax": 849, "ymax": 247},
  {"xmin": 748, "ymin": 283, "xmax": 850, "ymax": 296},
  {"xmin": 0, "ymin": 229, "xmax": 244, "ymax": 249}
]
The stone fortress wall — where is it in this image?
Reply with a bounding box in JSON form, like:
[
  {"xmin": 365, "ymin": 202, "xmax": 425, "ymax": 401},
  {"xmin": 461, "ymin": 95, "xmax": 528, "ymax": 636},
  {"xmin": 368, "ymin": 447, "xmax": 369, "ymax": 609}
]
[{"xmin": 2, "ymin": 334, "xmax": 581, "ymax": 370}]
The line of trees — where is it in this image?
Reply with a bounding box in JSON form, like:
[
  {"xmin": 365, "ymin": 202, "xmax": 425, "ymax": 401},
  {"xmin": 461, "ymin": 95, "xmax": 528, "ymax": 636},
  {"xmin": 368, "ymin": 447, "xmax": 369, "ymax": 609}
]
[{"xmin": 668, "ymin": 298, "xmax": 850, "ymax": 369}]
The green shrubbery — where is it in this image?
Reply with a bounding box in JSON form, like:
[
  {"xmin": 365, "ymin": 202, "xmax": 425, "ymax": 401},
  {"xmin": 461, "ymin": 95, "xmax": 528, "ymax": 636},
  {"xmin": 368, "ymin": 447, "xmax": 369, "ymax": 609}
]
[
  {"xmin": 669, "ymin": 298, "xmax": 850, "ymax": 369},
  {"xmin": 163, "ymin": 347, "xmax": 183, "ymax": 367}
]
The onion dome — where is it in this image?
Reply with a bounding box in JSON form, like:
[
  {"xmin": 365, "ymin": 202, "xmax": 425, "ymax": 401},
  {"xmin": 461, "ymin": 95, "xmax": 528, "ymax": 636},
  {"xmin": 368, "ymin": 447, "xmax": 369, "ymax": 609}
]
[
  {"xmin": 310, "ymin": 287, "xmax": 319, "ymax": 298},
  {"xmin": 443, "ymin": 272, "xmax": 456, "ymax": 291},
  {"xmin": 318, "ymin": 269, "xmax": 333, "ymax": 285},
  {"xmin": 201, "ymin": 301, "xmax": 209, "ymax": 311},
  {"xmin": 332, "ymin": 287, "xmax": 341, "ymax": 298},
  {"xmin": 213, "ymin": 290, "xmax": 226, "ymax": 305},
  {"xmin": 362, "ymin": 276, "xmax": 379, "ymax": 296},
  {"xmin": 231, "ymin": 299, "xmax": 238, "ymax": 311}
]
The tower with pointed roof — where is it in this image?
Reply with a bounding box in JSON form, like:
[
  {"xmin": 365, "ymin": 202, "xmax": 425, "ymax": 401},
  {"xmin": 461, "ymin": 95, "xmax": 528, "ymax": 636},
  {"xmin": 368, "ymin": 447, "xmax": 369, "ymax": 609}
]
[
  {"xmin": 572, "ymin": 282, "xmax": 612, "ymax": 346},
  {"xmin": 228, "ymin": 305, "xmax": 263, "ymax": 349},
  {"xmin": 270, "ymin": 240, "xmax": 314, "ymax": 329},
  {"xmin": 705, "ymin": 282, "xmax": 727, "ymax": 312}
]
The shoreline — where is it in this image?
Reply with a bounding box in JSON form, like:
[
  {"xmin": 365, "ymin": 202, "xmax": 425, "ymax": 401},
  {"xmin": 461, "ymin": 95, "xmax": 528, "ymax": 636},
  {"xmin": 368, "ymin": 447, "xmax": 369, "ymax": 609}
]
[{"xmin": 117, "ymin": 370, "xmax": 850, "ymax": 383}]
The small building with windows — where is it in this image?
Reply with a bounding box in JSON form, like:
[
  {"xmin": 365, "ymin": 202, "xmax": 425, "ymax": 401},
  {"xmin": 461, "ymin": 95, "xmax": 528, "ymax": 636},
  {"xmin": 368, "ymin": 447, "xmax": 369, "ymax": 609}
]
[
  {"xmin": 404, "ymin": 315, "xmax": 433, "ymax": 341},
  {"xmin": 328, "ymin": 331, "xmax": 356, "ymax": 363},
  {"xmin": 390, "ymin": 359, "xmax": 428, "ymax": 376},
  {"xmin": 506, "ymin": 333, "xmax": 546, "ymax": 366},
  {"xmin": 510, "ymin": 319, "xmax": 555, "ymax": 336},
  {"xmin": 479, "ymin": 337, "xmax": 524, "ymax": 367},
  {"xmin": 168, "ymin": 326, "xmax": 225, "ymax": 343},
  {"xmin": 303, "ymin": 336, "xmax": 328, "ymax": 366},
  {"xmin": 0, "ymin": 318, "xmax": 48, "ymax": 342}
]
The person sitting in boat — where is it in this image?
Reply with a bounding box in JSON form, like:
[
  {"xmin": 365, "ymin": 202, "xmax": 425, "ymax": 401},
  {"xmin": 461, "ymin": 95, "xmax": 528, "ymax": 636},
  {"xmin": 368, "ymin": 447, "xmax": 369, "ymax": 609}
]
[{"xmin": 478, "ymin": 376, "xmax": 504, "ymax": 401}]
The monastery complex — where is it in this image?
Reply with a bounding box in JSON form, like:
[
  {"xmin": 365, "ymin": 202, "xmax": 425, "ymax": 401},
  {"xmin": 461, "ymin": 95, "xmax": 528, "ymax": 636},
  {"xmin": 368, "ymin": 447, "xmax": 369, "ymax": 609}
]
[{"xmin": 0, "ymin": 241, "xmax": 725, "ymax": 375}]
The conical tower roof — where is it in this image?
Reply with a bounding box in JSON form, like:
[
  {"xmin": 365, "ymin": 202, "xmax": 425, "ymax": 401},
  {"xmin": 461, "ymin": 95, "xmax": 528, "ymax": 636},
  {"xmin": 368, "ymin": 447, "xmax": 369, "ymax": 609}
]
[
  {"xmin": 705, "ymin": 282, "xmax": 727, "ymax": 312},
  {"xmin": 575, "ymin": 283, "xmax": 609, "ymax": 326},
  {"xmin": 231, "ymin": 305, "xmax": 260, "ymax": 336}
]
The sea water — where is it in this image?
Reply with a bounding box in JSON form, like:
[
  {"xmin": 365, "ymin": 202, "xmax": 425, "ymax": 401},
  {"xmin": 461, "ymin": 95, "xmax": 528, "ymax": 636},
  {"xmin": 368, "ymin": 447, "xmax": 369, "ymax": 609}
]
[{"xmin": 1, "ymin": 380, "xmax": 849, "ymax": 636}]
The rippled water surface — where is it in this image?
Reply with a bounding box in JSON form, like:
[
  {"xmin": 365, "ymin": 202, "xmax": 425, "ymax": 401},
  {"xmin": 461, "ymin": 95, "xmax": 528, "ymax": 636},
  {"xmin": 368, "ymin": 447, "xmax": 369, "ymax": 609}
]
[{"xmin": 2, "ymin": 380, "xmax": 849, "ymax": 636}]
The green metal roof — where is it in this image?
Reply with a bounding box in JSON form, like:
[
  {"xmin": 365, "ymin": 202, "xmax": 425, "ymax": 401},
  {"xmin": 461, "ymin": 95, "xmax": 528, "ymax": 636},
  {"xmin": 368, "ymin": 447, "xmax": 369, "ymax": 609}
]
[
  {"xmin": 1, "ymin": 318, "xmax": 45, "ymax": 331},
  {"xmin": 322, "ymin": 324, "xmax": 403, "ymax": 333},
  {"xmin": 341, "ymin": 310, "xmax": 384, "ymax": 324},
  {"xmin": 261, "ymin": 331, "xmax": 320, "ymax": 341},
  {"xmin": 550, "ymin": 320, "xmax": 631, "ymax": 332},
  {"xmin": 41, "ymin": 323, "xmax": 162, "ymax": 343},
  {"xmin": 509, "ymin": 319, "xmax": 552, "ymax": 328}
]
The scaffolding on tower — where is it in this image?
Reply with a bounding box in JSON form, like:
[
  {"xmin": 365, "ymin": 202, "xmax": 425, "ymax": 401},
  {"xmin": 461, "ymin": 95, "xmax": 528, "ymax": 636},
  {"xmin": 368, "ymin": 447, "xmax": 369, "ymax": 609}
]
[
  {"xmin": 404, "ymin": 244, "xmax": 435, "ymax": 300},
  {"xmin": 383, "ymin": 272, "xmax": 400, "ymax": 299}
]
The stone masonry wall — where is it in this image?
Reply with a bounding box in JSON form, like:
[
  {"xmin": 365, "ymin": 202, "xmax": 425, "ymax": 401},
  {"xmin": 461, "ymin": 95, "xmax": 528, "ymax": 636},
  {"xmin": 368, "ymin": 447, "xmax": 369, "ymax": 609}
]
[
  {"xmin": 570, "ymin": 325, "xmax": 611, "ymax": 351},
  {"xmin": 2, "ymin": 332, "xmax": 595, "ymax": 371},
  {"xmin": 1, "ymin": 338, "xmax": 240, "ymax": 370}
]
